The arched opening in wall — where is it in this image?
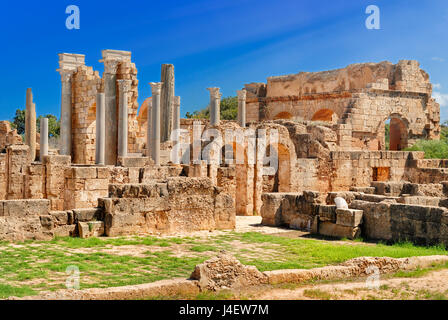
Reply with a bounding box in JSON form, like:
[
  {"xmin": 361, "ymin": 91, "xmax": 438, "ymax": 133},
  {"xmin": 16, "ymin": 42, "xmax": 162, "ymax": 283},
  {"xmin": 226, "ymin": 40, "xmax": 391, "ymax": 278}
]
[
  {"xmin": 264, "ymin": 143, "xmax": 291, "ymax": 193},
  {"xmin": 273, "ymin": 112, "xmax": 293, "ymax": 120},
  {"xmin": 311, "ymin": 109, "xmax": 336, "ymax": 123},
  {"xmin": 385, "ymin": 116, "xmax": 408, "ymax": 151},
  {"xmin": 276, "ymin": 144, "xmax": 291, "ymax": 192}
]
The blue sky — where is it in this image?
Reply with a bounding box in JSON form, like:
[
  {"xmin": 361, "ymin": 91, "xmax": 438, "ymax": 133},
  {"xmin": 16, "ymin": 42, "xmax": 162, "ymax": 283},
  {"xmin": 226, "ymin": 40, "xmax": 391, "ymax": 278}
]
[{"xmin": 0, "ymin": 0, "xmax": 447, "ymax": 121}]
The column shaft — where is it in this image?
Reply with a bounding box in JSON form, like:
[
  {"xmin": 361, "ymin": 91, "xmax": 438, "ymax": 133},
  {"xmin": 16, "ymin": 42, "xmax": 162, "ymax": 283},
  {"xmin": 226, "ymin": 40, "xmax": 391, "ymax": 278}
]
[
  {"xmin": 39, "ymin": 118, "xmax": 49, "ymax": 162},
  {"xmin": 237, "ymin": 89, "xmax": 247, "ymax": 128},
  {"xmin": 160, "ymin": 64, "xmax": 175, "ymax": 143},
  {"xmin": 25, "ymin": 88, "xmax": 37, "ymax": 161},
  {"xmin": 150, "ymin": 82, "xmax": 163, "ymax": 166},
  {"xmin": 96, "ymin": 93, "xmax": 106, "ymax": 165},
  {"xmin": 173, "ymin": 96, "xmax": 181, "ymax": 140},
  {"xmin": 117, "ymin": 80, "xmax": 131, "ymax": 158},
  {"xmin": 207, "ymin": 88, "xmax": 221, "ymax": 126},
  {"xmin": 60, "ymin": 73, "xmax": 72, "ymax": 156}
]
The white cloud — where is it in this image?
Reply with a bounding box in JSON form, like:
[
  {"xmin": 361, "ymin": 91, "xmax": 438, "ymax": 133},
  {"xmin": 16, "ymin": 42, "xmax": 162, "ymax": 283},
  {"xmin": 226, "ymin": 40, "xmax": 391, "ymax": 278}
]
[
  {"xmin": 433, "ymin": 83, "xmax": 442, "ymax": 90},
  {"xmin": 432, "ymin": 57, "xmax": 445, "ymax": 62},
  {"xmin": 433, "ymin": 91, "xmax": 448, "ymax": 107}
]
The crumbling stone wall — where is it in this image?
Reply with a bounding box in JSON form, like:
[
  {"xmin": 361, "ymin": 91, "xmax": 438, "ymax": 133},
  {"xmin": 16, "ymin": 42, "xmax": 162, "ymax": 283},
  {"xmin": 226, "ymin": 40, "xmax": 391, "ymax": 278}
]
[
  {"xmin": 102, "ymin": 177, "xmax": 235, "ymax": 236},
  {"xmin": 72, "ymin": 65, "xmax": 102, "ymax": 164},
  {"xmin": 245, "ymin": 61, "xmax": 440, "ymax": 151}
]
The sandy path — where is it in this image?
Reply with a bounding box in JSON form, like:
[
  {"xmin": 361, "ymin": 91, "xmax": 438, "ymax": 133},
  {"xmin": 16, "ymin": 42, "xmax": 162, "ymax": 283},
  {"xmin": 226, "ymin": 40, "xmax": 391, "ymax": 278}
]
[{"xmin": 256, "ymin": 269, "xmax": 448, "ymax": 300}]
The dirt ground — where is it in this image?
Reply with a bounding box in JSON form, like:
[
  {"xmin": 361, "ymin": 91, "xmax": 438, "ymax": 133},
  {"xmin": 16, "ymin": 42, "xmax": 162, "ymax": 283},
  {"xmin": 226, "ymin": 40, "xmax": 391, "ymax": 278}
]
[{"xmin": 254, "ymin": 269, "xmax": 448, "ymax": 300}]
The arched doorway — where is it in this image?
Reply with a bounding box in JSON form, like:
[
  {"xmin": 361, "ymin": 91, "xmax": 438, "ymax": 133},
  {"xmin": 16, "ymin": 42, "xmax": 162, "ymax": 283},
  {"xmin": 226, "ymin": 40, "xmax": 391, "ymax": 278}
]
[
  {"xmin": 273, "ymin": 112, "xmax": 293, "ymax": 120},
  {"xmin": 385, "ymin": 116, "xmax": 408, "ymax": 151},
  {"xmin": 311, "ymin": 109, "xmax": 337, "ymax": 123}
]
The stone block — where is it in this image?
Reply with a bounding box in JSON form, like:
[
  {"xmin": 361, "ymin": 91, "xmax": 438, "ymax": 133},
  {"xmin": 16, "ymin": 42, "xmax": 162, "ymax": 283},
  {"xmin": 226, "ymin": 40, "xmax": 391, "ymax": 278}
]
[
  {"xmin": 318, "ymin": 205, "xmax": 337, "ymax": 222},
  {"xmin": 73, "ymin": 208, "xmax": 103, "ymax": 223},
  {"xmin": 78, "ymin": 221, "xmax": 105, "ymax": 238},
  {"xmin": 319, "ymin": 221, "xmax": 361, "ymax": 240},
  {"xmin": 336, "ymin": 209, "xmax": 363, "ymax": 227}
]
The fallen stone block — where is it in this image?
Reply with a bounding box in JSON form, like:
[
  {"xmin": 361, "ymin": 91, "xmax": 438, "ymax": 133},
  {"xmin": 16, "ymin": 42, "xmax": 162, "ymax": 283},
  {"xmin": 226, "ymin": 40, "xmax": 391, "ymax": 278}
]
[
  {"xmin": 78, "ymin": 221, "xmax": 105, "ymax": 239},
  {"xmin": 336, "ymin": 209, "xmax": 363, "ymax": 227},
  {"xmin": 319, "ymin": 221, "xmax": 360, "ymax": 240}
]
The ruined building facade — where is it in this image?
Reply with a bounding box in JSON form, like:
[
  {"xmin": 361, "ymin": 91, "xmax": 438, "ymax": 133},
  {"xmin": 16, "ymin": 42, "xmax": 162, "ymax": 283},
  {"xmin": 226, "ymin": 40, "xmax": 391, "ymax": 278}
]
[{"xmin": 1, "ymin": 52, "xmax": 448, "ymax": 247}]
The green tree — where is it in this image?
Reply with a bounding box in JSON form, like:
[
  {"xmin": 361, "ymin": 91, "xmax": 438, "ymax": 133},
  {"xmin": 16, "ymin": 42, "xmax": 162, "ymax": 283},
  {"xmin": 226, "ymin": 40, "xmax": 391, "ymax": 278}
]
[
  {"xmin": 10, "ymin": 108, "xmax": 60, "ymax": 138},
  {"xmin": 10, "ymin": 109, "xmax": 26, "ymax": 135},
  {"xmin": 186, "ymin": 96, "xmax": 238, "ymax": 120},
  {"xmin": 37, "ymin": 114, "xmax": 60, "ymax": 137}
]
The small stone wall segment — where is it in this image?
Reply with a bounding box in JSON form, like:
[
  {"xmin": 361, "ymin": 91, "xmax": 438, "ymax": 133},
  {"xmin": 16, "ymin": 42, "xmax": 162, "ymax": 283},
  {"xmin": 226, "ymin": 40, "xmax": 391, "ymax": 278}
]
[{"xmin": 102, "ymin": 177, "xmax": 235, "ymax": 236}]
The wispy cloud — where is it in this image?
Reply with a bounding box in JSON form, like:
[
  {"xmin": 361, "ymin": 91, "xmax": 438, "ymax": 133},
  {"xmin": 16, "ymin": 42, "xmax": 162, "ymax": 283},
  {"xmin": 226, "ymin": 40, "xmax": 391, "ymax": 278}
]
[
  {"xmin": 434, "ymin": 83, "xmax": 442, "ymax": 89},
  {"xmin": 432, "ymin": 57, "xmax": 445, "ymax": 62},
  {"xmin": 433, "ymin": 91, "xmax": 448, "ymax": 107}
]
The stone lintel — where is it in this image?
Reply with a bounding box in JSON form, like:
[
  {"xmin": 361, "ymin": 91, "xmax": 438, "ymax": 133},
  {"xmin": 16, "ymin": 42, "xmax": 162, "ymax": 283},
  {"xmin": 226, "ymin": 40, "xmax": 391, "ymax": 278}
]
[{"xmin": 57, "ymin": 53, "xmax": 85, "ymax": 73}]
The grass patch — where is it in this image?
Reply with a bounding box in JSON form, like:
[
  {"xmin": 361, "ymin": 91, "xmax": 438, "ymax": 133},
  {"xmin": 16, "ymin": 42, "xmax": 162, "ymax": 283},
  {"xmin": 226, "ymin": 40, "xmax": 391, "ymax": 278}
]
[{"xmin": 303, "ymin": 289, "xmax": 334, "ymax": 300}]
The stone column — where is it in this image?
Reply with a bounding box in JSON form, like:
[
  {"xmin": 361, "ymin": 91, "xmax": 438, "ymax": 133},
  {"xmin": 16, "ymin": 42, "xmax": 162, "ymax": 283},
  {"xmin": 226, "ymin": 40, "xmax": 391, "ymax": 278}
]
[
  {"xmin": 160, "ymin": 64, "xmax": 175, "ymax": 143},
  {"xmin": 59, "ymin": 72, "xmax": 72, "ymax": 156},
  {"xmin": 173, "ymin": 96, "xmax": 181, "ymax": 141},
  {"xmin": 237, "ymin": 89, "xmax": 247, "ymax": 128},
  {"xmin": 57, "ymin": 53, "xmax": 85, "ymax": 157},
  {"xmin": 95, "ymin": 92, "xmax": 106, "ymax": 165},
  {"xmin": 207, "ymin": 87, "xmax": 221, "ymax": 126},
  {"xmin": 150, "ymin": 82, "xmax": 163, "ymax": 166},
  {"xmin": 117, "ymin": 80, "xmax": 132, "ymax": 158},
  {"xmin": 146, "ymin": 100, "xmax": 153, "ymax": 156},
  {"xmin": 102, "ymin": 59, "xmax": 119, "ymax": 165},
  {"xmin": 39, "ymin": 118, "xmax": 48, "ymax": 162},
  {"xmin": 25, "ymin": 88, "xmax": 36, "ymax": 161}
]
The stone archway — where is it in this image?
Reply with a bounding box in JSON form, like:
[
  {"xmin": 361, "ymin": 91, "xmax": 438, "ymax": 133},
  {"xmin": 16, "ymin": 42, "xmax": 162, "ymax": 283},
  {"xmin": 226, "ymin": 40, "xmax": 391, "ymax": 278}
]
[
  {"xmin": 273, "ymin": 111, "xmax": 293, "ymax": 120},
  {"xmin": 311, "ymin": 108, "xmax": 337, "ymax": 122},
  {"xmin": 382, "ymin": 115, "xmax": 408, "ymax": 151}
]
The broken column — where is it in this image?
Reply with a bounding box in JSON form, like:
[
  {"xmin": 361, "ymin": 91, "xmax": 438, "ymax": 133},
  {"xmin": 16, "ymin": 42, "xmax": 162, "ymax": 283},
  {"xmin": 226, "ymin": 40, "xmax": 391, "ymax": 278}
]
[
  {"xmin": 160, "ymin": 64, "xmax": 175, "ymax": 143},
  {"xmin": 237, "ymin": 89, "xmax": 247, "ymax": 128},
  {"xmin": 173, "ymin": 96, "xmax": 181, "ymax": 141},
  {"xmin": 207, "ymin": 87, "xmax": 221, "ymax": 126},
  {"xmin": 39, "ymin": 118, "xmax": 48, "ymax": 162},
  {"xmin": 150, "ymin": 82, "xmax": 163, "ymax": 165},
  {"xmin": 57, "ymin": 53, "xmax": 85, "ymax": 157},
  {"xmin": 25, "ymin": 88, "xmax": 36, "ymax": 161},
  {"xmin": 99, "ymin": 50, "xmax": 132, "ymax": 165},
  {"xmin": 95, "ymin": 92, "xmax": 106, "ymax": 165},
  {"xmin": 117, "ymin": 80, "xmax": 131, "ymax": 158}
]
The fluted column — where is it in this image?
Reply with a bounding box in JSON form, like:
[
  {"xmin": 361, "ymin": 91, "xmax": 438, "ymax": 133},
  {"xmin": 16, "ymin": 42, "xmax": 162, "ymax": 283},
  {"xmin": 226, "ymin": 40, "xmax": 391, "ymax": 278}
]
[
  {"xmin": 207, "ymin": 87, "xmax": 221, "ymax": 126},
  {"xmin": 150, "ymin": 82, "xmax": 163, "ymax": 166},
  {"xmin": 146, "ymin": 100, "xmax": 153, "ymax": 156},
  {"xmin": 25, "ymin": 88, "xmax": 36, "ymax": 161},
  {"xmin": 117, "ymin": 80, "xmax": 131, "ymax": 158},
  {"xmin": 39, "ymin": 118, "xmax": 48, "ymax": 162},
  {"xmin": 237, "ymin": 89, "xmax": 247, "ymax": 128},
  {"xmin": 160, "ymin": 64, "xmax": 175, "ymax": 143},
  {"xmin": 95, "ymin": 92, "xmax": 106, "ymax": 165}
]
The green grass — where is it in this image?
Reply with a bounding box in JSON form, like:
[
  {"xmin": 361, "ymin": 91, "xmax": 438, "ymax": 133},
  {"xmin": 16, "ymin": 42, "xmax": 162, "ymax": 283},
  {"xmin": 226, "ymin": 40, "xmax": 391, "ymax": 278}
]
[{"xmin": 0, "ymin": 231, "xmax": 446, "ymax": 298}]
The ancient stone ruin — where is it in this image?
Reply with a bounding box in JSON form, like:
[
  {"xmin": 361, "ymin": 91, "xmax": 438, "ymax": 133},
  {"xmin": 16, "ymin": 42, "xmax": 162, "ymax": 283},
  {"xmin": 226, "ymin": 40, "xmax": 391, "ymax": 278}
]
[{"xmin": 1, "ymin": 51, "xmax": 447, "ymax": 247}]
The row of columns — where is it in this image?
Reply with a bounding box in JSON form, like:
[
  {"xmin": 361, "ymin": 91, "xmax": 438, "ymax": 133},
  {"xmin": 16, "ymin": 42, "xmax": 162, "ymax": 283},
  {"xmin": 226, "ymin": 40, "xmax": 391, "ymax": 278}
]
[
  {"xmin": 24, "ymin": 88, "xmax": 49, "ymax": 162},
  {"xmin": 206, "ymin": 87, "xmax": 247, "ymax": 128}
]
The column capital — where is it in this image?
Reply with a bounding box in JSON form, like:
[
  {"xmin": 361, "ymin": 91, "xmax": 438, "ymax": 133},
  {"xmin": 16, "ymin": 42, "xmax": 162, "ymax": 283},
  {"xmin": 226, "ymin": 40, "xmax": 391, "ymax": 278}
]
[
  {"xmin": 57, "ymin": 70, "xmax": 73, "ymax": 83},
  {"xmin": 207, "ymin": 87, "xmax": 221, "ymax": 99},
  {"xmin": 149, "ymin": 82, "xmax": 163, "ymax": 95},
  {"xmin": 237, "ymin": 89, "xmax": 247, "ymax": 101},
  {"xmin": 174, "ymin": 96, "xmax": 181, "ymax": 107},
  {"xmin": 117, "ymin": 79, "xmax": 132, "ymax": 93},
  {"xmin": 102, "ymin": 59, "xmax": 120, "ymax": 74}
]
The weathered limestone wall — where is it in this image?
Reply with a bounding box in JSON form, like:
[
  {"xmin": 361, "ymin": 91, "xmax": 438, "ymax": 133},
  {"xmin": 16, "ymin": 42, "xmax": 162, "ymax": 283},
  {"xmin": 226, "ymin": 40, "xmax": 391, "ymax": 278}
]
[
  {"xmin": 0, "ymin": 154, "xmax": 6, "ymax": 200},
  {"xmin": 0, "ymin": 121, "xmax": 23, "ymax": 150},
  {"xmin": 25, "ymin": 163, "xmax": 45, "ymax": 199},
  {"xmin": 6, "ymin": 145, "xmax": 29, "ymax": 199},
  {"xmin": 72, "ymin": 65, "xmax": 102, "ymax": 164},
  {"xmin": 102, "ymin": 177, "xmax": 235, "ymax": 236},
  {"xmin": 44, "ymin": 155, "xmax": 71, "ymax": 210}
]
